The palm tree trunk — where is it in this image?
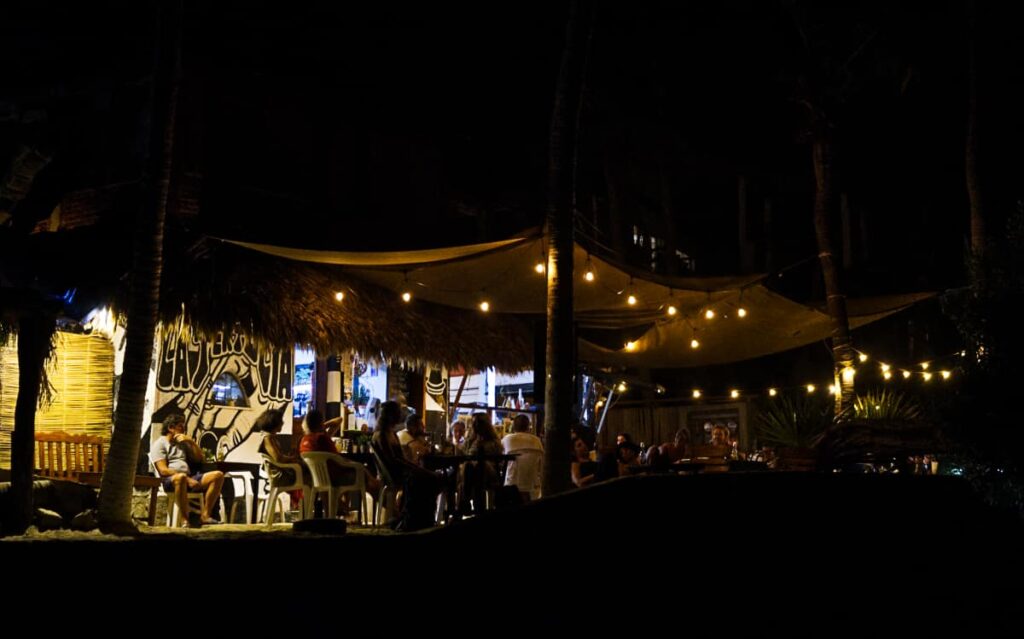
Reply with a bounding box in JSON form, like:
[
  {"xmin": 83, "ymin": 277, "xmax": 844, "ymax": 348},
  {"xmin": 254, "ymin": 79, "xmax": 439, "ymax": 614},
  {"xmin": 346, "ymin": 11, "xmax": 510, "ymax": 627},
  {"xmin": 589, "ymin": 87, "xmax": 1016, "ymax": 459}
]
[
  {"xmin": 812, "ymin": 127, "xmax": 855, "ymax": 416},
  {"xmin": 6, "ymin": 313, "xmax": 55, "ymax": 535},
  {"xmin": 966, "ymin": 0, "xmax": 985, "ymax": 258},
  {"xmin": 98, "ymin": 0, "xmax": 181, "ymax": 533},
  {"xmin": 542, "ymin": 0, "xmax": 587, "ymax": 497}
]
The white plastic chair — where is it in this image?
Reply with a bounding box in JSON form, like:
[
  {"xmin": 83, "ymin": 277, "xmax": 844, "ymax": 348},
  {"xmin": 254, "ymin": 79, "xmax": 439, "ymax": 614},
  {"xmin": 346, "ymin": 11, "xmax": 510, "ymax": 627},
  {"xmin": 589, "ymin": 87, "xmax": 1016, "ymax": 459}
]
[
  {"xmin": 221, "ymin": 471, "xmax": 254, "ymax": 524},
  {"xmin": 260, "ymin": 454, "xmax": 310, "ymax": 527},
  {"xmin": 370, "ymin": 444, "xmax": 400, "ymax": 526},
  {"xmin": 300, "ymin": 451, "xmax": 367, "ymax": 523},
  {"xmin": 149, "ymin": 453, "xmax": 205, "ymax": 527}
]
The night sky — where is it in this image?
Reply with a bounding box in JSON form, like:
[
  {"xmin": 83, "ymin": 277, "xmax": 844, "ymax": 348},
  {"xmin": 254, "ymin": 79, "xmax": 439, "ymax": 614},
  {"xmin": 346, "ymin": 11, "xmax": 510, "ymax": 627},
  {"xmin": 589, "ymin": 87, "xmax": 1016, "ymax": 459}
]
[{"xmin": 2, "ymin": 1, "xmax": 1022, "ymax": 377}]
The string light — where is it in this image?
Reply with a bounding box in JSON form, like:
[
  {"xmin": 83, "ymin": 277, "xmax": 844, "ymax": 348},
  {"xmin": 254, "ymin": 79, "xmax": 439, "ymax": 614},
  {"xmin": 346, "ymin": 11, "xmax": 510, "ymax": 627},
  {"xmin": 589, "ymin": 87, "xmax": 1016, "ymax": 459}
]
[
  {"xmin": 920, "ymin": 362, "xmax": 930, "ymax": 370},
  {"xmin": 806, "ymin": 384, "xmax": 816, "ymax": 394},
  {"xmin": 841, "ymin": 367, "xmax": 856, "ymax": 383},
  {"xmin": 624, "ymin": 341, "xmax": 637, "ymax": 352},
  {"xmin": 902, "ymin": 370, "xmax": 911, "ymax": 379},
  {"xmin": 941, "ymin": 370, "xmax": 951, "ymax": 380},
  {"xmin": 880, "ymin": 363, "xmax": 890, "ymax": 373},
  {"xmin": 737, "ymin": 307, "xmax": 747, "ymax": 318},
  {"xmin": 667, "ymin": 305, "xmax": 678, "ymax": 316},
  {"xmin": 479, "ymin": 301, "xmax": 490, "ymax": 312},
  {"xmin": 690, "ymin": 338, "xmax": 700, "ymax": 349},
  {"xmin": 627, "ymin": 295, "xmax": 638, "ymax": 306},
  {"xmin": 534, "ymin": 262, "xmax": 545, "ymax": 274},
  {"xmin": 692, "ymin": 389, "xmax": 702, "ymax": 399},
  {"xmin": 583, "ymin": 255, "xmax": 596, "ymax": 282},
  {"xmin": 858, "ymin": 353, "xmax": 869, "ymax": 363},
  {"xmin": 922, "ymin": 372, "xmax": 933, "ymax": 382},
  {"xmin": 730, "ymin": 389, "xmax": 740, "ymax": 399},
  {"xmin": 768, "ymin": 388, "xmax": 777, "ymax": 397},
  {"xmin": 704, "ymin": 309, "xmax": 715, "ymax": 320},
  {"xmin": 617, "ymin": 382, "xmax": 628, "ymax": 392},
  {"xmin": 334, "ymin": 292, "xmax": 345, "ymax": 302},
  {"xmin": 656, "ymin": 385, "xmax": 666, "ymax": 395},
  {"xmin": 828, "ymin": 384, "xmax": 838, "ymax": 395},
  {"xmin": 883, "ymin": 371, "xmax": 892, "ymax": 380},
  {"xmin": 401, "ymin": 291, "xmax": 412, "ymax": 303}
]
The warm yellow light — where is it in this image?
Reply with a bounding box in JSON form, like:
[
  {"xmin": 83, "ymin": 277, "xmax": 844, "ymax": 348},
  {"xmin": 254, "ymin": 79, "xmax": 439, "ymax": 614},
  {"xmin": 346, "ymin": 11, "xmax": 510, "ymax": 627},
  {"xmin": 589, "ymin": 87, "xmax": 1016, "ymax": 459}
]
[
  {"xmin": 334, "ymin": 291, "xmax": 345, "ymax": 302},
  {"xmin": 737, "ymin": 307, "xmax": 747, "ymax": 318},
  {"xmin": 656, "ymin": 385, "xmax": 666, "ymax": 395},
  {"xmin": 730, "ymin": 389, "xmax": 740, "ymax": 399},
  {"xmin": 768, "ymin": 388, "xmax": 777, "ymax": 397},
  {"xmin": 625, "ymin": 341, "xmax": 637, "ymax": 352},
  {"xmin": 902, "ymin": 370, "xmax": 911, "ymax": 379},
  {"xmin": 690, "ymin": 339, "xmax": 700, "ymax": 349},
  {"xmin": 828, "ymin": 384, "xmax": 837, "ymax": 395},
  {"xmin": 704, "ymin": 309, "xmax": 715, "ymax": 320},
  {"xmin": 667, "ymin": 305, "xmax": 678, "ymax": 316},
  {"xmin": 920, "ymin": 362, "xmax": 930, "ymax": 370},
  {"xmin": 883, "ymin": 371, "xmax": 893, "ymax": 381},
  {"xmin": 534, "ymin": 262, "xmax": 545, "ymax": 274},
  {"xmin": 479, "ymin": 301, "xmax": 490, "ymax": 312},
  {"xmin": 923, "ymin": 372, "xmax": 933, "ymax": 382},
  {"xmin": 692, "ymin": 389, "xmax": 702, "ymax": 399},
  {"xmin": 617, "ymin": 382, "xmax": 627, "ymax": 392},
  {"xmin": 841, "ymin": 367, "xmax": 856, "ymax": 383},
  {"xmin": 401, "ymin": 291, "xmax": 412, "ymax": 303},
  {"xmin": 595, "ymin": 401, "xmax": 604, "ymax": 409},
  {"xmin": 858, "ymin": 353, "xmax": 868, "ymax": 363},
  {"xmin": 584, "ymin": 270, "xmax": 595, "ymax": 282},
  {"xmin": 880, "ymin": 363, "xmax": 890, "ymax": 373},
  {"xmin": 941, "ymin": 370, "xmax": 951, "ymax": 380},
  {"xmin": 806, "ymin": 384, "xmax": 816, "ymax": 394},
  {"xmin": 627, "ymin": 295, "xmax": 638, "ymax": 306}
]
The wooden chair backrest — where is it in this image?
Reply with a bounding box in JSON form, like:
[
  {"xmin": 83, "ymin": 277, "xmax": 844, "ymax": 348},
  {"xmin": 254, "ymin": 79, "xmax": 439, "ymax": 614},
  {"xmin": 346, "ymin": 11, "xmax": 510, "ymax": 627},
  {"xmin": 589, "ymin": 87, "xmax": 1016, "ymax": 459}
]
[{"xmin": 34, "ymin": 432, "xmax": 106, "ymax": 481}]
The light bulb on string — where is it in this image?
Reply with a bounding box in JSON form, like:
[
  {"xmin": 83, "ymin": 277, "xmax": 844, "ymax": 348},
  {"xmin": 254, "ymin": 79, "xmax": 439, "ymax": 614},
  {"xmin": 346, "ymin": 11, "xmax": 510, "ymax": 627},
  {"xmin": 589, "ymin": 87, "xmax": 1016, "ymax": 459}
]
[
  {"xmin": 400, "ymin": 271, "xmax": 413, "ymax": 303},
  {"xmin": 880, "ymin": 363, "xmax": 890, "ymax": 373},
  {"xmin": 583, "ymin": 255, "xmax": 595, "ymax": 282},
  {"xmin": 479, "ymin": 300, "xmax": 490, "ymax": 313},
  {"xmin": 617, "ymin": 382, "xmax": 628, "ymax": 392},
  {"xmin": 667, "ymin": 305, "xmax": 678, "ymax": 316},
  {"xmin": 534, "ymin": 262, "xmax": 545, "ymax": 274},
  {"xmin": 920, "ymin": 362, "xmax": 930, "ymax": 370},
  {"xmin": 768, "ymin": 388, "xmax": 777, "ymax": 397},
  {"xmin": 737, "ymin": 307, "xmax": 747, "ymax": 318},
  {"xmin": 690, "ymin": 338, "xmax": 700, "ymax": 349},
  {"xmin": 624, "ymin": 341, "xmax": 637, "ymax": 352},
  {"xmin": 692, "ymin": 389, "xmax": 702, "ymax": 399},
  {"xmin": 923, "ymin": 372, "xmax": 933, "ymax": 382},
  {"xmin": 841, "ymin": 367, "xmax": 856, "ymax": 383},
  {"xmin": 828, "ymin": 384, "xmax": 838, "ymax": 395},
  {"xmin": 730, "ymin": 389, "xmax": 740, "ymax": 399},
  {"xmin": 704, "ymin": 308, "xmax": 715, "ymax": 320},
  {"xmin": 941, "ymin": 370, "xmax": 951, "ymax": 380},
  {"xmin": 883, "ymin": 371, "xmax": 893, "ymax": 381},
  {"xmin": 806, "ymin": 384, "xmax": 816, "ymax": 394},
  {"xmin": 334, "ymin": 291, "xmax": 345, "ymax": 302},
  {"xmin": 858, "ymin": 353, "xmax": 868, "ymax": 363},
  {"xmin": 902, "ymin": 370, "xmax": 911, "ymax": 379}
]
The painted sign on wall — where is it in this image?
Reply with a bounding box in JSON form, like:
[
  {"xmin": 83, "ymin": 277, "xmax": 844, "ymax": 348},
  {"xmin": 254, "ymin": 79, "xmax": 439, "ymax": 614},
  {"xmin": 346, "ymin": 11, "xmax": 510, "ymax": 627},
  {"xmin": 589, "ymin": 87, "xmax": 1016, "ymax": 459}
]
[{"xmin": 151, "ymin": 328, "xmax": 292, "ymax": 463}]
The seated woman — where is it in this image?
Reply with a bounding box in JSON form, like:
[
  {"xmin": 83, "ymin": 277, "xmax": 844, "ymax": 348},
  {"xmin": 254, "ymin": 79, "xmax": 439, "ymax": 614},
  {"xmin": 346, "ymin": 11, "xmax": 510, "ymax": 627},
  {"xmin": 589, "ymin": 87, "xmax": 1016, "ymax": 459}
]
[
  {"xmin": 372, "ymin": 400, "xmax": 442, "ymax": 531},
  {"xmin": 571, "ymin": 438, "xmax": 598, "ymax": 488},
  {"xmin": 460, "ymin": 412, "xmax": 503, "ymax": 513},
  {"xmin": 255, "ymin": 408, "xmax": 311, "ymax": 490}
]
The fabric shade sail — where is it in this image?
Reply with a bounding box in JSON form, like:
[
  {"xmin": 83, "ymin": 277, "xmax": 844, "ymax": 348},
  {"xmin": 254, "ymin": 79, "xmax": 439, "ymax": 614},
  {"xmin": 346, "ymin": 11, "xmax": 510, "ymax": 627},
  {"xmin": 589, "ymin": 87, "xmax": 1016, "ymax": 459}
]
[{"xmin": 225, "ymin": 231, "xmax": 933, "ymax": 369}]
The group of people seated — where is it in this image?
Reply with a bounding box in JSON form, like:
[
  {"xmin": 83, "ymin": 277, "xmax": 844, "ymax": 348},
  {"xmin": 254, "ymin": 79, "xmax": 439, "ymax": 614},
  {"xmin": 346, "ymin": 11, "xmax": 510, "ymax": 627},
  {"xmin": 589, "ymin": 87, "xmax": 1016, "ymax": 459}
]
[
  {"xmin": 569, "ymin": 423, "xmax": 742, "ymax": 488},
  {"xmin": 150, "ymin": 403, "xmax": 545, "ymax": 530}
]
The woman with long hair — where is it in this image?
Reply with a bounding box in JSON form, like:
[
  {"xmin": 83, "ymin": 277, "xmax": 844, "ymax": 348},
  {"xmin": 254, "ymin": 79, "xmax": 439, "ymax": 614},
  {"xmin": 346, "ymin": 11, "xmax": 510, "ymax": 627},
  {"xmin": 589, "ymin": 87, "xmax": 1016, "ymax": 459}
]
[{"xmin": 372, "ymin": 400, "xmax": 442, "ymax": 531}]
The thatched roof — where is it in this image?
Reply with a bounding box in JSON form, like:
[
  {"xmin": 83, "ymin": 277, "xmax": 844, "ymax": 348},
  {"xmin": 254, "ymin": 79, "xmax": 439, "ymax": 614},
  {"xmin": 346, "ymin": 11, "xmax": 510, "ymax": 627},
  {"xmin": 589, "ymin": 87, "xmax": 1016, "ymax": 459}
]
[{"xmin": 159, "ymin": 241, "xmax": 533, "ymax": 372}]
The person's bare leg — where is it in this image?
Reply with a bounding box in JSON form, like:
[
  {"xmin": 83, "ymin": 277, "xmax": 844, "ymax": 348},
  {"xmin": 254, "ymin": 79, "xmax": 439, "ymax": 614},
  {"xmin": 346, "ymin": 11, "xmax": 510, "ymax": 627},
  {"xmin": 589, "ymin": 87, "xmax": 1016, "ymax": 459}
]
[
  {"xmin": 172, "ymin": 474, "xmax": 190, "ymax": 527},
  {"xmin": 200, "ymin": 471, "xmax": 225, "ymax": 522}
]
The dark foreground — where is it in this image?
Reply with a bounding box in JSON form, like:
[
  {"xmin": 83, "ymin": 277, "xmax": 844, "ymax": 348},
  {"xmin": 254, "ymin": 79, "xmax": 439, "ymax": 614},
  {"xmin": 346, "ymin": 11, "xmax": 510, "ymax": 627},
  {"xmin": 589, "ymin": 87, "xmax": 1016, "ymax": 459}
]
[{"xmin": 3, "ymin": 473, "xmax": 1021, "ymax": 634}]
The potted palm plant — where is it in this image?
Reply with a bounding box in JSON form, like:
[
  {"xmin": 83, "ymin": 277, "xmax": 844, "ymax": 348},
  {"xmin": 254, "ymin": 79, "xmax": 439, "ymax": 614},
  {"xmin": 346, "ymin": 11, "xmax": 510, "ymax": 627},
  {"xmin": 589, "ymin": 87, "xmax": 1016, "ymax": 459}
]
[{"xmin": 755, "ymin": 395, "xmax": 838, "ymax": 470}]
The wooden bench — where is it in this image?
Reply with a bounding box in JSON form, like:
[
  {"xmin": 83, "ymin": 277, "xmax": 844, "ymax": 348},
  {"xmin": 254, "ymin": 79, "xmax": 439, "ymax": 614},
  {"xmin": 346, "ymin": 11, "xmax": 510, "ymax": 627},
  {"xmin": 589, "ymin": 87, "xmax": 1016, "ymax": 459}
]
[{"xmin": 34, "ymin": 432, "xmax": 161, "ymax": 525}]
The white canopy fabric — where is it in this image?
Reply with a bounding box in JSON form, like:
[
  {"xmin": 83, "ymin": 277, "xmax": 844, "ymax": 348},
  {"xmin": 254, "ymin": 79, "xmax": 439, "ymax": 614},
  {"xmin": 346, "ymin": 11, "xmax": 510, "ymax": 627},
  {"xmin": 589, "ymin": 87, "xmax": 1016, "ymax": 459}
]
[{"xmin": 225, "ymin": 232, "xmax": 933, "ymax": 368}]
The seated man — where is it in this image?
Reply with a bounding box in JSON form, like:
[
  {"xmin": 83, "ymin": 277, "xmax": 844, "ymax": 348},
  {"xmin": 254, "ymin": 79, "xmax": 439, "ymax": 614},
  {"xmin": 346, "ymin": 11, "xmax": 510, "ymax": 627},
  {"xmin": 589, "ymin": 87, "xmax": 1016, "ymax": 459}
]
[
  {"xmin": 397, "ymin": 413, "xmax": 432, "ymax": 465},
  {"xmin": 152, "ymin": 413, "xmax": 225, "ymax": 527}
]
